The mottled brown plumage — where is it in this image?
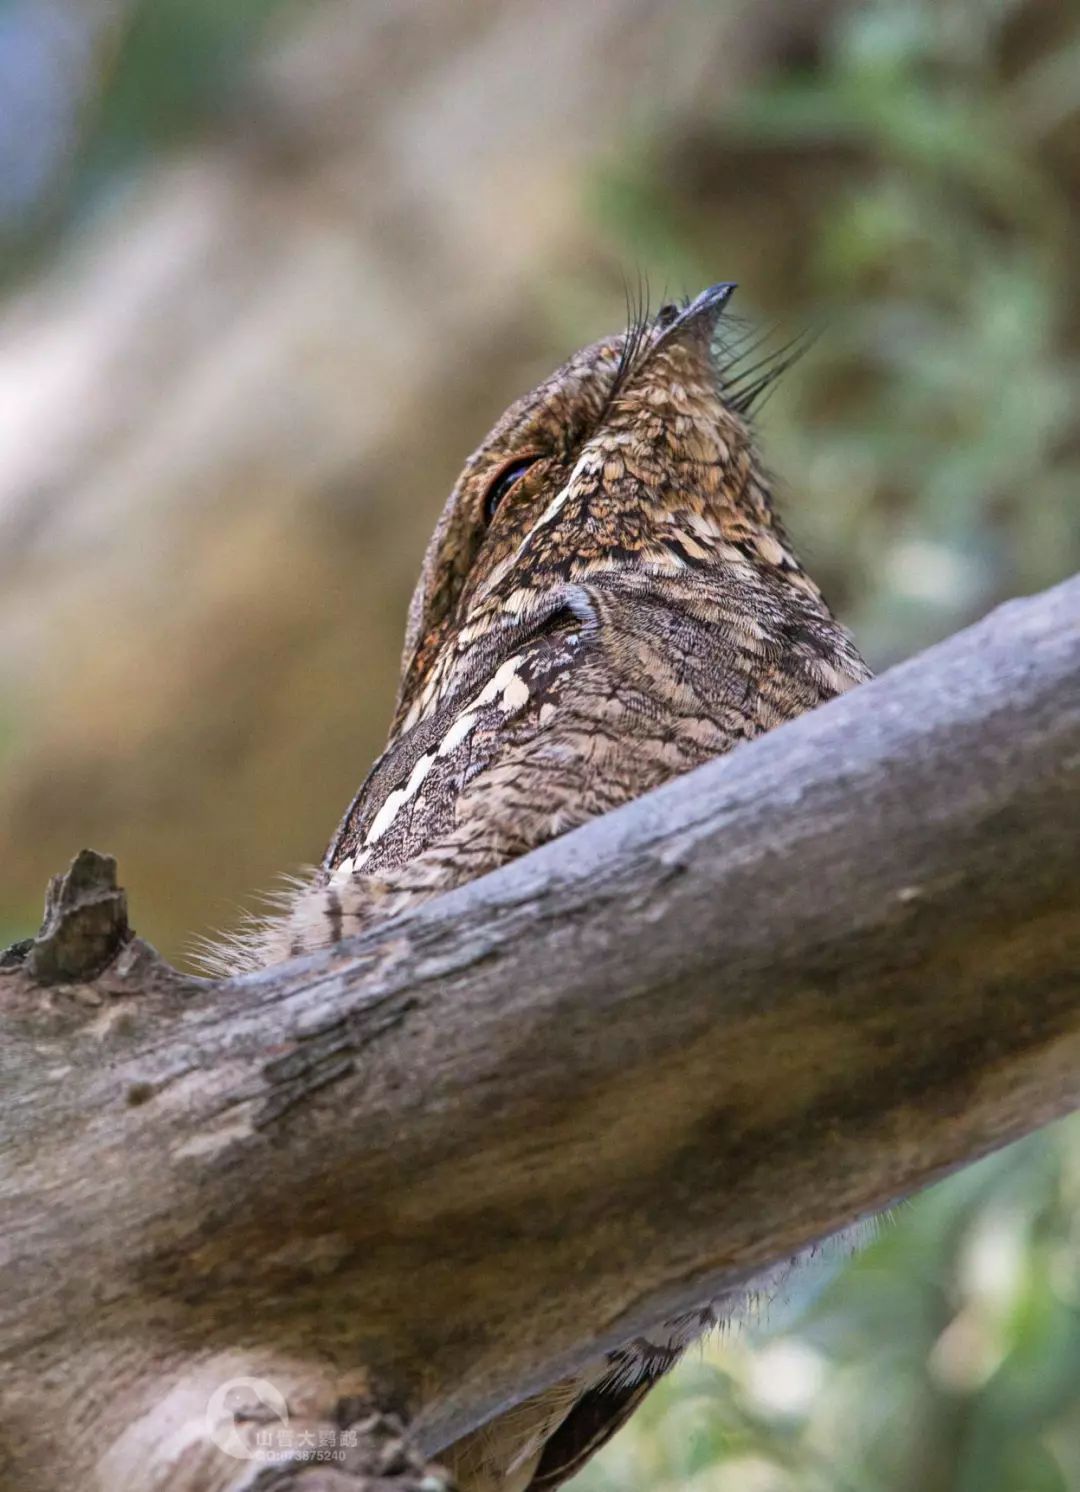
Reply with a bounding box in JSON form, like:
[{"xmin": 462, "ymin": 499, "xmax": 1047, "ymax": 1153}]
[{"xmin": 219, "ymin": 284, "xmax": 871, "ymax": 1491}]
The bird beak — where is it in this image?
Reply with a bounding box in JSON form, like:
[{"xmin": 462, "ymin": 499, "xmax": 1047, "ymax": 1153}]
[
  {"xmin": 655, "ymin": 282, "xmax": 737, "ymax": 356},
  {"xmin": 688, "ymin": 282, "xmax": 738, "ymax": 318}
]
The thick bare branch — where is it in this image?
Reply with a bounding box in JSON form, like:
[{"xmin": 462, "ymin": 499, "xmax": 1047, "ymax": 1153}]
[{"xmin": 1, "ymin": 575, "xmax": 1078, "ymax": 1492}]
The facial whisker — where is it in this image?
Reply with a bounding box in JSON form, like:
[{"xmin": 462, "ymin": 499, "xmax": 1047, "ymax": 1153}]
[
  {"xmin": 728, "ymin": 330, "xmax": 817, "ymax": 414},
  {"xmin": 722, "ymin": 329, "xmax": 808, "ymax": 398}
]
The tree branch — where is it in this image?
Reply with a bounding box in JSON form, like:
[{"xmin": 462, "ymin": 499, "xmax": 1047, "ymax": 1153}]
[{"xmin": 2, "ymin": 576, "xmax": 1078, "ymax": 1492}]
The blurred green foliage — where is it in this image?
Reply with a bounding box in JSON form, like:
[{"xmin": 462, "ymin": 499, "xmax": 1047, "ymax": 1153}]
[
  {"xmin": 90, "ymin": 0, "xmax": 287, "ymax": 150},
  {"xmin": 0, "ymin": 0, "xmax": 290, "ymax": 272},
  {"xmin": 577, "ymin": 1122, "xmax": 1080, "ymax": 1492}
]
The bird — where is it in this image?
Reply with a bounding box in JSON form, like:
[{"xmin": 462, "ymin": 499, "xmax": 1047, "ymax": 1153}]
[{"xmin": 212, "ymin": 283, "xmax": 871, "ymax": 1491}]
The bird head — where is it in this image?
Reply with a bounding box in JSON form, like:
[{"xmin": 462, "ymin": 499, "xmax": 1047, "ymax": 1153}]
[{"xmin": 394, "ymin": 285, "xmax": 805, "ymax": 734}]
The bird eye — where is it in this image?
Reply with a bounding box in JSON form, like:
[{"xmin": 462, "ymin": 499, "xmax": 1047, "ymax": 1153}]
[{"xmin": 483, "ymin": 456, "xmax": 538, "ymax": 523}]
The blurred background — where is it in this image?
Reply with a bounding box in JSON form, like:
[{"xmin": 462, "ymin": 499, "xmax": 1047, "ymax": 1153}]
[{"xmin": 0, "ymin": 0, "xmax": 1077, "ymax": 1486}]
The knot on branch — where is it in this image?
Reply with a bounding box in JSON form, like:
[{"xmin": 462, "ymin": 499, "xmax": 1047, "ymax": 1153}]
[{"xmin": 9, "ymin": 848, "xmax": 131, "ymax": 984}]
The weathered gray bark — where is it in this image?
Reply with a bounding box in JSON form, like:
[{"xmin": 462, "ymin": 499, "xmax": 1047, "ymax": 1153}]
[{"xmin": 2, "ymin": 575, "xmax": 1078, "ymax": 1492}]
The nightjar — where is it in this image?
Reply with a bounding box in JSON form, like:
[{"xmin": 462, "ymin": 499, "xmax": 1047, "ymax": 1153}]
[{"xmin": 217, "ymin": 284, "xmax": 871, "ymax": 1491}]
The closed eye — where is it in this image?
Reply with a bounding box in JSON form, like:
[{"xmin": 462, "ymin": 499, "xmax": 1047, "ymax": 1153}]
[{"xmin": 483, "ymin": 455, "xmax": 540, "ymax": 524}]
